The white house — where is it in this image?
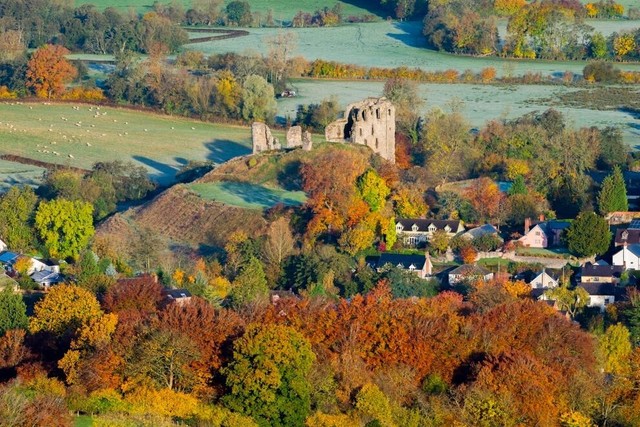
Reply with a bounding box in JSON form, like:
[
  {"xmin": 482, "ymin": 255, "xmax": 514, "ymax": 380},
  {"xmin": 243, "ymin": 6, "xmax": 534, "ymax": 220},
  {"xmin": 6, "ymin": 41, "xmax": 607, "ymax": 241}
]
[
  {"xmin": 395, "ymin": 219, "xmax": 464, "ymax": 246},
  {"xmin": 612, "ymin": 244, "xmax": 640, "ymax": 270},
  {"xmin": 578, "ymin": 283, "xmax": 623, "ymax": 313},
  {"xmin": 529, "ymin": 270, "xmax": 559, "ymax": 289}
]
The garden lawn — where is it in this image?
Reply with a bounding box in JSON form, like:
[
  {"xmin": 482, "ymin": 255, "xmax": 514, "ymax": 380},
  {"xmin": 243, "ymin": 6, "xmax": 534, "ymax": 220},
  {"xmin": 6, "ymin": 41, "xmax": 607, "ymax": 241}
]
[
  {"xmin": 188, "ymin": 180, "xmax": 307, "ymax": 209},
  {"xmin": 515, "ymin": 247, "xmax": 573, "ymax": 259},
  {"xmin": 0, "ymin": 102, "xmax": 255, "ymax": 186}
]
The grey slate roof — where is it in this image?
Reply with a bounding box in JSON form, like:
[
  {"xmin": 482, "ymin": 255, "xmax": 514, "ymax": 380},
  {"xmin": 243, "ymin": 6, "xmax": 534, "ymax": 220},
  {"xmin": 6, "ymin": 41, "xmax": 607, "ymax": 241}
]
[
  {"xmin": 464, "ymin": 224, "xmax": 500, "ymax": 239},
  {"xmin": 30, "ymin": 270, "xmax": 62, "ymax": 284},
  {"xmin": 615, "ymin": 228, "xmax": 640, "ymax": 246},
  {"xmin": 449, "ymin": 264, "xmax": 492, "ymax": 276},
  {"xmin": 581, "ymin": 263, "xmax": 623, "ymax": 279},
  {"xmin": 578, "ymin": 283, "xmax": 626, "ymax": 297},
  {"xmin": 164, "ymin": 288, "xmax": 192, "ymax": 299}
]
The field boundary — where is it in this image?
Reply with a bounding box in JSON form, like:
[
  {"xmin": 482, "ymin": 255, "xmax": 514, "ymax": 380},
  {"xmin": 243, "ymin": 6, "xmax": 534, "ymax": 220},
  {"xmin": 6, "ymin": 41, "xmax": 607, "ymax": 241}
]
[
  {"xmin": 186, "ymin": 28, "xmax": 250, "ymax": 43},
  {"xmin": 0, "ymin": 154, "xmax": 89, "ymax": 173}
]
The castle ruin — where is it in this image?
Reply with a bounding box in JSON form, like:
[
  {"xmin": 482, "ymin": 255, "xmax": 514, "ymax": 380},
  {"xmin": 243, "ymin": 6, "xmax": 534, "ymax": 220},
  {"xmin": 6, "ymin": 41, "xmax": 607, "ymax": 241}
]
[{"xmin": 325, "ymin": 97, "xmax": 395, "ymax": 163}]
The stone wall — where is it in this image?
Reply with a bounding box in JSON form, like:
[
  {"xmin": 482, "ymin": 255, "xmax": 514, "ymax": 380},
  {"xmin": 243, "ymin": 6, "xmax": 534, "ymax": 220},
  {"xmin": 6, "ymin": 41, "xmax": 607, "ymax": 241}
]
[
  {"xmin": 252, "ymin": 122, "xmax": 280, "ymax": 154},
  {"xmin": 324, "ymin": 97, "xmax": 395, "ymax": 163}
]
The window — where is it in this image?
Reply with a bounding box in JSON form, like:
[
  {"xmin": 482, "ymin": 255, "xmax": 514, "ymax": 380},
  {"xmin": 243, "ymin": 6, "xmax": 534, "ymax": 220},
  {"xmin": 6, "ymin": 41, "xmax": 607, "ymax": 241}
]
[
  {"xmin": 359, "ymin": 128, "xmax": 362, "ymax": 137},
  {"xmin": 371, "ymin": 125, "xmax": 374, "ymax": 135},
  {"xmin": 376, "ymin": 109, "xmax": 380, "ymax": 119},
  {"xmin": 444, "ymin": 225, "xmax": 451, "ymax": 232},
  {"xmin": 396, "ymin": 224, "xmax": 403, "ymax": 232},
  {"xmin": 409, "ymin": 265, "xmax": 416, "ymax": 271},
  {"xmin": 604, "ymin": 297, "xmax": 612, "ymax": 305},
  {"xmin": 375, "ymin": 138, "xmax": 379, "ymax": 149},
  {"xmin": 428, "ymin": 225, "xmax": 436, "ymax": 232},
  {"xmin": 535, "ymin": 231, "xmax": 540, "ymax": 236},
  {"xmin": 412, "ymin": 224, "xmax": 419, "ymax": 232}
]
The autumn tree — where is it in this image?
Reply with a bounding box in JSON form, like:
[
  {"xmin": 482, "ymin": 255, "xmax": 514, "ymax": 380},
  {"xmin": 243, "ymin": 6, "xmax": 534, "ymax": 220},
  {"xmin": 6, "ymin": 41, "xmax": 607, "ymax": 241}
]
[
  {"xmin": 26, "ymin": 44, "xmax": 77, "ymax": 99},
  {"xmin": 598, "ymin": 166, "xmax": 628, "ymax": 215},
  {"xmin": 34, "ymin": 199, "xmax": 94, "ymax": 260},
  {"xmin": 464, "ymin": 177, "xmax": 503, "ymax": 223},
  {"xmin": 103, "ymin": 275, "xmax": 164, "ymax": 314},
  {"xmin": 30, "ymin": 285, "xmax": 103, "ymax": 337},
  {"xmin": 0, "ymin": 288, "xmax": 28, "ymax": 336},
  {"xmin": 566, "ymin": 211, "xmax": 611, "ymax": 257},
  {"xmin": 0, "ymin": 30, "xmax": 26, "ymax": 62},
  {"xmin": 264, "ymin": 31, "xmax": 297, "ymax": 91},
  {"xmin": 392, "ymin": 187, "xmax": 427, "ymax": 218},
  {"xmin": 430, "ymin": 230, "xmax": 450, "ymax": 254},
  {"xmin": 262, "ymin": 217, "xmax": 295, "ymax": 279},
  {"xmin": 223, "ymin": 323, "xmax": 315, "ymax": 426},
  {"xmin": 383, "ymin": 78, "xmax": 423, "ymax": 141},
  {"xmin": 598, "ymin": 323, "xmax": 632, "ymax": 375}
]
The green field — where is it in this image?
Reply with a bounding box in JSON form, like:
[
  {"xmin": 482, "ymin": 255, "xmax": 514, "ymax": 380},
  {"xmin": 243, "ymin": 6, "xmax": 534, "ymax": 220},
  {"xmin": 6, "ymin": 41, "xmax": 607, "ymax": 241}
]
[
  {"xmin": 277, "ymin": 80, "xmax": 640, "ymax": 146},
  {"xmin": 0, "ymin": 159, "xmax": 46, "ymax": 192},
  {"xmin": 76, "ymin": 0, "xmax": 376, "ymax": 18},
  {"xmin": 188, "ymin": 180, "xmax": 307, "ymax": 209},
  {"xmin": 0, "ymin": 103, "xmax": 254, "ymax": 186},
  {"xmin": 186, "ymin": 20, "xmax": 640, "ymax": 77}
]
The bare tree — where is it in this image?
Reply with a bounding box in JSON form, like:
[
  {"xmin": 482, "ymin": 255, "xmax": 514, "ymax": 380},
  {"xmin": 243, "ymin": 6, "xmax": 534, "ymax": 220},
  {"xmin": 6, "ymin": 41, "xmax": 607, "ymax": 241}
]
[{"xmin": 263, "ymin": 217, "xmax": 295, "ymax": 269}]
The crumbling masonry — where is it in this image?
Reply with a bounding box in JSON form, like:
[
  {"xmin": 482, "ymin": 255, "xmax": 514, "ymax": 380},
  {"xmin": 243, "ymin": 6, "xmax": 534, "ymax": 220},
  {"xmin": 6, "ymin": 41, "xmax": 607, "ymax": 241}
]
[{"xmin": 324, "ymin": 97, "xmax": 395, "ymax": 163}]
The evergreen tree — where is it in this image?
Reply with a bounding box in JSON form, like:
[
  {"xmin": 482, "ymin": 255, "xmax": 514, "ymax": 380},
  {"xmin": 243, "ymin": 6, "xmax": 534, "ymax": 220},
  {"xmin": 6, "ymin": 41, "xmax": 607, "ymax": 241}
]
[
  {"xmin": 229, "ymin": 257, "xmax": 269, "ymax": 307},
  {"xmin": 0, "ymin": 288, "xmax": 28, "ymax": 336},
  {"xmin": 508, "ymin": 175, "xmax": 527, "ymax": 196},
  {"xmin": 566, "ymin": 211, "xmax": 611, "ymax": 257},
  {"xmin": 598, "ymin": 166, "xmax": 628, "ymax": 215}
]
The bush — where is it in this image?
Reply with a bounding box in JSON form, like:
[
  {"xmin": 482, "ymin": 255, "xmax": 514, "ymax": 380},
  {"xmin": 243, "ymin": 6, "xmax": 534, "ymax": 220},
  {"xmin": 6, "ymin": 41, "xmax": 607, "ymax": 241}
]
[{"xmin": 583, "ymin": 61, "xmax": 620, "ymax": 83}]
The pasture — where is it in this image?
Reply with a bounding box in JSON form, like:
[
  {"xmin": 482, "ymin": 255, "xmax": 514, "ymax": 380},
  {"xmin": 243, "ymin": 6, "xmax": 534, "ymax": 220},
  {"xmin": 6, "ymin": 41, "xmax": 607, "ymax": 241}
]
[
  {"xmin": 188, "ymin": 180, "xmax": 307, "ymax": 209},
  {"xmin": 186, "ymin": 20, "xmax": 640, "ymax": 77},
  {"xmin": 76, "ymin": 0, "xmax": 376, "ymax": 18},
  {"xmin": 0, "ymin": 103, "xmax": 255, "ymax": 186},
  {"xmin": 277, "ymin": 80, "xmax": 640, "ymax": 146},
  {"xmin": 0, "ymin": 159, "xmax": 46, "ymax": 192}
]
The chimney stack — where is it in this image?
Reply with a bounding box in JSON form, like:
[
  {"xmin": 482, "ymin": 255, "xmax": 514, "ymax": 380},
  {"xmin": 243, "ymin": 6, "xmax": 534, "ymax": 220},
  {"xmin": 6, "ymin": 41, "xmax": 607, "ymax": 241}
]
[
  {"xmin": 539, "ymin": 213, "xmax": 545, "ymax": 222},
  {"xmin": 524, "ymin": 217, "xmax": 531, "ymax": 234}
]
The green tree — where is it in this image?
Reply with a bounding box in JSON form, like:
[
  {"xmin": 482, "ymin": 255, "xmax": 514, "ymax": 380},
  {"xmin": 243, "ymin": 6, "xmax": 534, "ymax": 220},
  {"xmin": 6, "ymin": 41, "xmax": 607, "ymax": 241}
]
[
  {"xmin": 34, "ymin": 199, "xmax": 94, "ymax": 260},
  {"xmin": 229, "ymin": 256, "xmax": 269, "ymax": 307},
  {"xmin": 0, "ymin": 288, "xmax": 28, "ymax": 336},
  {"xmin": 598, "ymin": 323, "xmax": 632, "ymax": 375},
  {"xmin": 241, "ymin": 74, "xmax": 277, "ymax": 123},
  {"xmin": 508, "ymin": 175, "xmax": 527, "ymax": 196},
  {"xmin": 598, "ymin": 166, "xmax": 628, "ymax": 215},
  {"xmin": 223, "ymin": 324, "xmax": 315, "ymax": 427},
  {"xmin": 0, "ymin": 186, "xmax": 38, "ymax": 252},
  {"xmin": 430, "ymin": 229, "xmax": 450, "ymax": 254},
  {"xmin": 545, "ymin": 285, "xmax": 590, "ymax": 319},
  {"xmin": 226, "ymin": 0, "xmax": 252, "ymax": 26},
  {"xmin": 566, "ymin": 211, "xmax": 611, "ymax": 257},
  {"xmin": 355, "ymin": 383, "xmax": 394, "ymax": 427},
  {"xmin": 357, "ymin": 169, "xmax": 390, "ymax": 212},
  {"xmin": 588, "ymin": 32, "xmax": 608, "ymax": 59},
  {"xmin": 598, "ymin": 127, "xmax": 627, "ymax": 170}
]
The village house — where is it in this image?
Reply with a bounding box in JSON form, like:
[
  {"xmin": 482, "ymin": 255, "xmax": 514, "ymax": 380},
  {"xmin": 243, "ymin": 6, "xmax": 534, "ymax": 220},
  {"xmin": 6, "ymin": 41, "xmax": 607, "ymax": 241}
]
[
  {"xmin": 374, "ymin": 252, "xmax": 433, "ymax": 279},
  {"xmin": 448, "ymin": 264, "xmax": 493, "ymax": 285},
  {"xmin": 518, "ymin": 217, "xmax": 571, "ymax": 248},
  {"xmin": 31, "ymin": 270, "xmax": 63, "ymax": 290},
  {"xmin": 580, "ymin": 262, "xmax": 623, "ymax": 284},
  {"xmin": 578, "ymin": 283, "xmax": 625, "ymax": 313},
  {"xmin": 527, "ymin": 270, "xmax": 560, "ymax": 289},
  {"xmin": 612, "ymin": 244, "xmax": 640, "ymax": 270},
  {"xmin": 614, "ymin": 220, "xmax": 640, "ymax": 247},
  {"xmin": 395, "ymin": 219, "xmax": 464, "ymax": 246},
  {"xmin": 460, "ymin": 224, "xmax": 502, "ymax": 242},
  {"xmin": 163, "ymin": 288, "xmax": 192, "ymax": 306}
]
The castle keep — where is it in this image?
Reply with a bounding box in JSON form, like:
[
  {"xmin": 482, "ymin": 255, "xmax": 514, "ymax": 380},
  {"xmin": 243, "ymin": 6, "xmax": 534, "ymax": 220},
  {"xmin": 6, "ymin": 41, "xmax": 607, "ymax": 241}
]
[{"xmin": 325, "ymin": 97, "xmax": 396, "ymax": 163}]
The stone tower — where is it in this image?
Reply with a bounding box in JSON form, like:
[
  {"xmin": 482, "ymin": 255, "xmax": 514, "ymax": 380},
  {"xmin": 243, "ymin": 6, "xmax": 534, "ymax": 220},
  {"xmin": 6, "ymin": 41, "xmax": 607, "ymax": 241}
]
[{"xmin": 325, "ymin": 97, "xmax": 395, "ymax": 163}]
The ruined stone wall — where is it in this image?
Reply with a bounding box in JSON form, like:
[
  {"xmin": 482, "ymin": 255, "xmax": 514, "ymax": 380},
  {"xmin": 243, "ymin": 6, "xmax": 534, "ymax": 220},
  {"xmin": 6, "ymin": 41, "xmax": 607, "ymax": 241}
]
[
  {"xmin": 324, "ymin": 97, "xmax": 395, "ymax": 163},
  {"xmin": 252, "ymin": 122, "xmax": 280, "ymax": 154}
]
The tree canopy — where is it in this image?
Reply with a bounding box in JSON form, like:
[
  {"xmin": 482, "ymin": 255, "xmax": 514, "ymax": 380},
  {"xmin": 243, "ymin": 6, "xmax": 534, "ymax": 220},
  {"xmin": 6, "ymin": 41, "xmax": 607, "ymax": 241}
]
[
  {"xmin": 566, "ymin": 211, "xmax": 611, "ymax": 257},
  {"xmin": 34, "ymin": 199, "xmax": 94, "ymax": 260}
]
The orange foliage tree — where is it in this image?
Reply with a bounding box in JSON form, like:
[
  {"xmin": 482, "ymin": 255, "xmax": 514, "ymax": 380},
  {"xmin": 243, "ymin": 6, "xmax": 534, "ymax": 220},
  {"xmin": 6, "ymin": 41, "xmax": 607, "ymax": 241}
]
[
  {"xmin": 26, "ymin": 44, "xmax": 77, "ymax": 99},
  {"xmin": 464, "ymin": 177, "xmax": 504, "ymax": 223}
]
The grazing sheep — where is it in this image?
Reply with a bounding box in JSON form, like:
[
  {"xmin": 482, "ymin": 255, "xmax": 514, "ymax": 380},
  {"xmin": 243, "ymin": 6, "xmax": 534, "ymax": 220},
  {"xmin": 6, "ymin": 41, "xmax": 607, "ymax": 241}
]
[{"xmin": 68, "ymin": 154, "xmax": 74, "ymax": 158}]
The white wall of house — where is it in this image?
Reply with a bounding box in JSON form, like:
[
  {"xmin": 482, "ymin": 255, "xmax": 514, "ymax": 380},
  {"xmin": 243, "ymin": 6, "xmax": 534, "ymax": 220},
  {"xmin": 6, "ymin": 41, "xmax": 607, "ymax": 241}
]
[
  {"xmin": 28, "ymin": 258, "xmax": 60, "ymax": 276},
  {"xmin": 519, "ymin": 225, "xmax": 548, "ymax": 248},
  {"xmin": 588, "ymin": 295, "xmax": 615, "ymax": 313},
  {"xmin": 612, "ymin": 247, "xmax": 640, "ymax": 270},
  {"xmin": 0, "ymin": 239, "xmax": 7, "ymax": 252}
]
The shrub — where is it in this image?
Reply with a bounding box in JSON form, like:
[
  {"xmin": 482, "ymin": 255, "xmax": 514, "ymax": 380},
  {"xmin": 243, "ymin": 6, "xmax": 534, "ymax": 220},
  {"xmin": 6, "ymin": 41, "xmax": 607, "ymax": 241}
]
[
  {"xmin": 0, "ymin": 86, "xmax": 17, "ymax": 99},
  {"xmin": 583, "ymin": 61, "xmax": 620, "ymax": 83}
]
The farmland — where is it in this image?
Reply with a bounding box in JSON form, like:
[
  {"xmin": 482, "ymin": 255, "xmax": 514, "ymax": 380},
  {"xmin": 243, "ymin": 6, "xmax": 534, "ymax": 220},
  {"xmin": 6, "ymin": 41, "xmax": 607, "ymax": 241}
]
[
  {"xmin": 0, "ymin": 103, "xmax": 258, "ymax": 186},
  {"xmin": 276, "ymin": 80, "xmax": 640, "ymax": 146},
  {"xmin": 186, "ymin": 20, "xmax": 640, "ymax": 77},
  {"xmin": 0, "ymin": 159, "xmax": 45, "ymax": 192},
  {"xmin": 76, "ymin": 0, "xmax": 377, "ymax": 17}
]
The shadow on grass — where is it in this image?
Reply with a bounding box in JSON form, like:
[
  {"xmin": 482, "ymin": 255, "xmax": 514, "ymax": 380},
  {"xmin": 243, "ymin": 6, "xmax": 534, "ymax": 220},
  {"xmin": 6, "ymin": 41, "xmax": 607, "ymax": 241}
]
[
  {"xmin": 205, "ymin": 139, "xmax": 251, "ymax": 164},
  {"xmin": 386, "ymin": 21, "xmax": 426, "ymax": 49},
  {"xmin": 218, "ymin": 181, "xmax": 304, "ymax": 208},
  {"xmin": 132, "ymin": 155, "xmax": 179, "ymax": 186}
]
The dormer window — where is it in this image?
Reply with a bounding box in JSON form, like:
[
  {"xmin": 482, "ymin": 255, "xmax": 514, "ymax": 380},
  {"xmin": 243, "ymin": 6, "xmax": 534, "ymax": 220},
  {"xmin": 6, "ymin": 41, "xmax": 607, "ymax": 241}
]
[
  {"xmin": 622, "ymin": 230, "xmax": 629, "ymax": 240},
  {"xmin": 397, "ymin": 263, "xmax": 403, "ymax": 268},
  {"xmin": 408, "ymin": 264, "xmax": 416, "ymax": 271},
  {"xmin": 412, "ymin": 224, "xmax": 418, "ymax": 232},
  {"xmin": 444, "ymin": 225, "xmax": 451, "ymax": 232},
  {"xmin": 396, "ymin": 223, "xmax": 403, "ymax": 232},
  {"xmin": 428, "ymin": 224, "xmax": 436, "ymax": 232}
]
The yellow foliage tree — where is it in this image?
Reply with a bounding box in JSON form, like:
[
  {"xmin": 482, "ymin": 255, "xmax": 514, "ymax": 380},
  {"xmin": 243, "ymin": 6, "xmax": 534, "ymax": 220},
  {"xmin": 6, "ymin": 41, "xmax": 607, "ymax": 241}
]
[
  {"xmin": 30, "ymin": 284, "xmax": 103, "ymax": 336},
  {"xmin": 306, "ymin": 412, "xmax": 361, "ymax": 427},
  {"xmin": 356, "ymin": 383, "xmax": 396, "ymax": 427},
  {"xmin": 13, "ymin": 256, "xmax": 32, "ymax": 276},
  {"xmin": 613, "ymin": 34, "xmax": 636, "ymax": 59}
]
